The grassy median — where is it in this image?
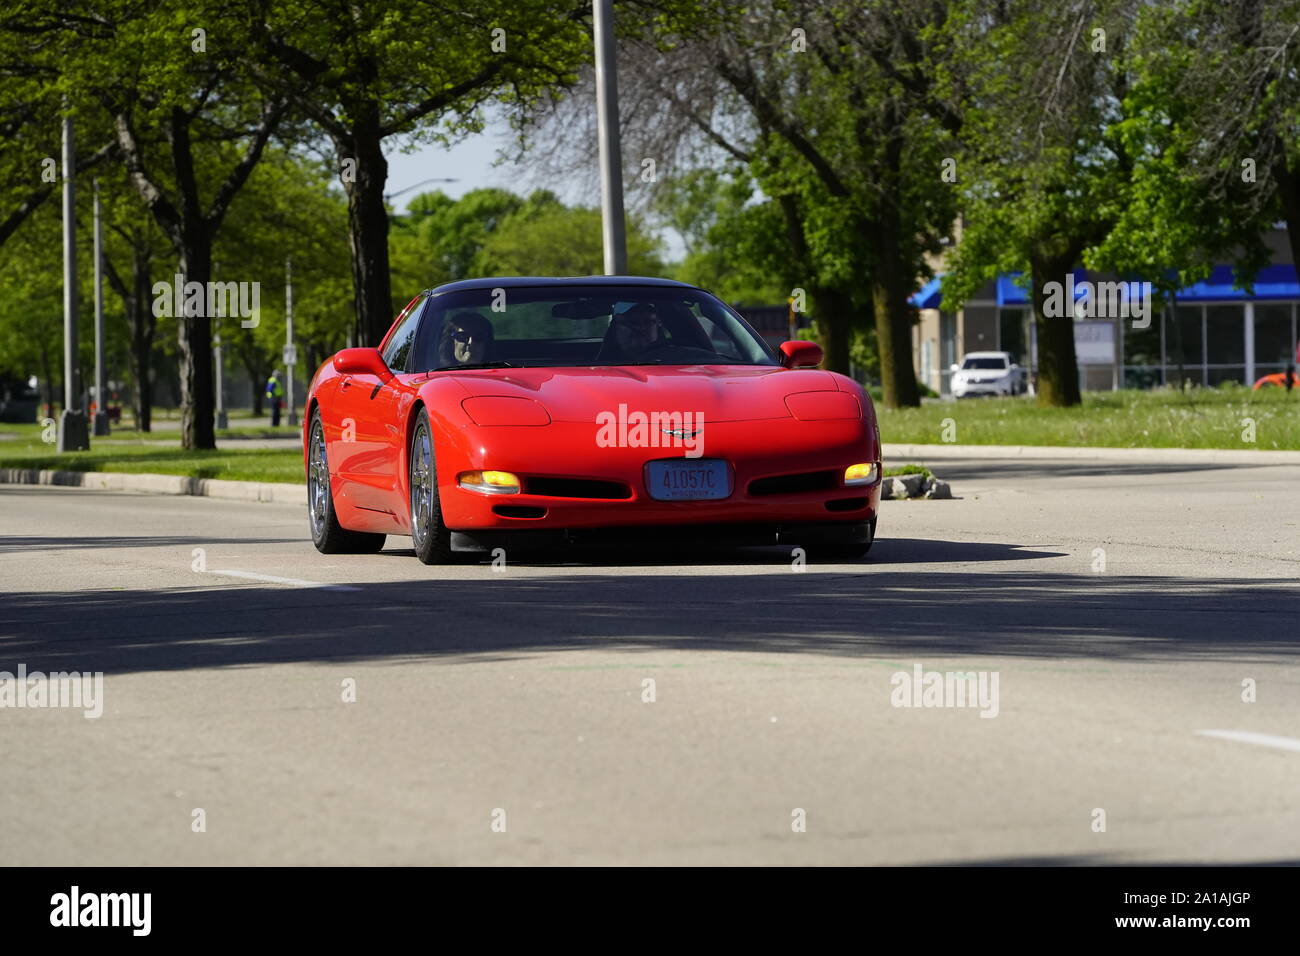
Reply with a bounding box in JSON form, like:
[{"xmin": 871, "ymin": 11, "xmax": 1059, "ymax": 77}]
[
  {"xmin": 0, "ymin": 423, "xmax": 303, "ymax": 483},
  {"xmin": 880, "ymin": 384, "xmax": 1300, "ymax": 450}
]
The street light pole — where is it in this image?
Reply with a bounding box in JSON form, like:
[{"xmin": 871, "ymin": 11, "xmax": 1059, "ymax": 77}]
[
  {"xmin": 594, "ymin": 0, "xmax": 627, "ymax": 275},
  {"xmin": 92, "ymin": 179, "xmax": 109, "ymax": 436},
  {"xmin": 214, "ymin": 260, "xmax": 227, "ymax": 429},
  {"xmin": 58, "ymin": 111, "xmax": 88, "ymax": 451},
  {"xmin": 285, "ymin": 257, "xmax": 297, "ymax": 427}
]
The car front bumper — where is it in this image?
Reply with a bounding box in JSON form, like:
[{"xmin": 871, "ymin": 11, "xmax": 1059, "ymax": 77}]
[{"xmin": 437, "ymin": 418, "xmax": 881, "ymax": 535}]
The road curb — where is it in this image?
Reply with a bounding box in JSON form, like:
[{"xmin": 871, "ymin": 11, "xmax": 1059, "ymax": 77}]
[
  {"xmin": 0, "ymin": 468, "xmax": 306, "ymax": 505},
  {"xmin": 882, "ymin": 443, "xmax": 1300, "ymax": 464}
]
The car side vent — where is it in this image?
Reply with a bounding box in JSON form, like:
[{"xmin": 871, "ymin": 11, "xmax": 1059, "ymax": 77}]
[
  {"xmin": 524, "ymin": 477, "xmax": 632, "ymax": 499},
  {"xmin": 748, "ymin": 470, "xmax": 838, "ymax": 496}
]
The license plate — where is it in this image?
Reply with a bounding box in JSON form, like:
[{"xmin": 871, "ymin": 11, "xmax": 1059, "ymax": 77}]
[{"xmin": 645, "ymin": 459, "xmax": 732, "ymax": 501}]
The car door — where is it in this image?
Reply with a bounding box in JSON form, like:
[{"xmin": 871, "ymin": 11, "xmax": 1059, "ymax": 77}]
[{"xmin": 332, "ymin": 295, "xmax": 426, "ymax": 515}]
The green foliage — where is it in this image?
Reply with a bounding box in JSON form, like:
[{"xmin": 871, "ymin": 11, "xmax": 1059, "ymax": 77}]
[
  {"xmin": 652, "ymin": 169, "xmax": 789, "ymax": 304},
  {"xmin": 389, "ymin": 188, "xmax": 667, "ymax": 286}
]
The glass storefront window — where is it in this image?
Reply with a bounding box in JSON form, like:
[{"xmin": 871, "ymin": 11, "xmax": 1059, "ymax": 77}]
[
  {"xmin": 1124, "ymin": 304, "xmax": 1162, "ymax": 367},
  {"xmin": 1207, "ymin": 366, "xmax": 1246, "ymax": 386},
  {"xmin": 998, "ymin": 308, "xmax": 1028, "ymax": 365},
  {"xmin": 1205, "ymin": 305, "xmax": 1245, "ymax": 364},
  {"xmin": 1254, "ymin": 303, "xmax": 1295, "ymax": 366},
  {"xmin": 1167, "ymin": 305, "xmax": 1204, "ymax": 383}
]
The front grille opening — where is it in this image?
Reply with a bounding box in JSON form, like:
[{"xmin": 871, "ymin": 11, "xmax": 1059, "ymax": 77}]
[
  {"xmin": 523, "ymin": 477, "xmax": 631, "ymax": 499},
  {"xmin": 748, "ymin": 470, "xmax": 838, "ymax": 496},
  {"xmin": 825, "ymin": 497, "xmax": 868, "ymax": 512},
  {"xmin": 493, "ymin": 505, "xmax": 548, "ymax": 519}
]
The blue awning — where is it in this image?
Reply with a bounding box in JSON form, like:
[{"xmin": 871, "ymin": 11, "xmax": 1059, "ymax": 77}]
[
  {"xmin": 911, "ymin": 276, "xmax": 944, "ymax": 309},
  {"xmin": 910, "ymin": 263, "xmax": 1300, "ymax": 309},
  {"xmin": 1177, "ymin": 263, "xmax": 1300, "ymax": 300}
]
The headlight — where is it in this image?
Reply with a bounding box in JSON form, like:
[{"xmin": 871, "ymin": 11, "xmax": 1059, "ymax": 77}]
[
  {"xmin": 458, "ymin": 470, "xmax": 521, "ymax": 494},
  {"xmin": 844, "ymin": 462, "xmax": 879, "ymax": 486}
]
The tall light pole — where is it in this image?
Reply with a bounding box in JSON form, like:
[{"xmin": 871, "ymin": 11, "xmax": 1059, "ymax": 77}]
[
  {"xmin": 92, "ymin": 179, "xmax": 109, "ymax": 436},
  {"xmin": 594, "ymin": 0, "xmax": 627, "ymax": 275},
  {"xmin": 58, "ymin": 112, "xmax": 89, "ymax": 451},
  {"xmin": 214, "ymin": 260, "xmax": 227, "ymax": 429},
  {"xmin": 284, "ymin": 257, "xmax": 297, "ymax": 427}
]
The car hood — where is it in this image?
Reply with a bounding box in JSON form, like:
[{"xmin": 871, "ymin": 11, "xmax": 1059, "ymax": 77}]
[{"xmin": 434, "ymin": 364, "xmax": 847, "ymax": 423}]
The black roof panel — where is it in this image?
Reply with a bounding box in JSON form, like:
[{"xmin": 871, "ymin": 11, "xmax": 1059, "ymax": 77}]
[{"xmin": 428, "ymin": 275, "xmax": 701, "ymax": 296}]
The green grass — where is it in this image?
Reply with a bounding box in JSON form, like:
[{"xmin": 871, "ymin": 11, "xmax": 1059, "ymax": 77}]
[
  {"xmin": 0, "ymin": 426, "xmax": 302, "ymax": 483},
  {"xmin": 880, "ymin": 384, "xmax": 1300, "ymax": 450},
  {"xmin": 883, "ymin": 463, "xmax": 934, "ymax": 478},
  {"xmin": 3, "ymin": 385, "xmax": 1296, "ymax": 486}
]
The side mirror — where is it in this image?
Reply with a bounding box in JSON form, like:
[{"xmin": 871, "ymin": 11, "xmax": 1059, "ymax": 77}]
[
  {"xmin": 333, "ymin": 347, "xmax": 394, "ymax": 383},
  {"xmin": 779, "ymin": 340, "xmax": 824, "ymax": 369},
  {"xmin": 950, "ymin": 363, "xmax": 960, "ymax": 372}
]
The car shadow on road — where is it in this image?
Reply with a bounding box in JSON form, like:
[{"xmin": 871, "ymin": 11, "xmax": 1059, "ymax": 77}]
[
  {"xmin": 2, "ymin": 543, "xmax": 1296, "ymax": 675},
  {"xmin": 0, "ymin": 535, "xmax": 304, "ymax": 554},
  {"xmin": 371, "ymin": 537, "xmax": 1066, "ymax": 568}
]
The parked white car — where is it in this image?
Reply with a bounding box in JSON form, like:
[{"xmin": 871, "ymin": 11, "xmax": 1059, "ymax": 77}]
[{"xmin": 950, "ymin": 351, "xmax": 1024, "ymax": 398}]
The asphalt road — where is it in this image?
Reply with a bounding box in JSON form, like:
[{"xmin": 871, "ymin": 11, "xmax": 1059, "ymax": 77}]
[{"xmin": 1, "ymin": 456, "xmax": 1298, "ymax": 865}]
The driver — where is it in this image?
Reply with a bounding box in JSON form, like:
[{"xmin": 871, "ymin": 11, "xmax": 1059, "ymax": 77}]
[
  {"xmin": 438, "ymin": 311, "xmax": 495, "ymax": 366},
  {"xmin": 605, "ymin": 302, "xmax": 664, "ymax": 361}
]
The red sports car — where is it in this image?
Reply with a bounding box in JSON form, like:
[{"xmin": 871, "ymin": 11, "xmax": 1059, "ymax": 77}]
[{"xmin": 303, "ymin": 277, "xmax": 882, "ymax": 564}]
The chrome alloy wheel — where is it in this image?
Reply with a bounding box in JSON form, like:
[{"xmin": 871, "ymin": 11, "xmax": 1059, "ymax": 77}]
[
  {"xmin": 308, "ymin": 418, "xmax": 330, "ymax": 541},
  {"xmin": 410, "ymin": 421, "xmax": 434, "ymax": 549}
]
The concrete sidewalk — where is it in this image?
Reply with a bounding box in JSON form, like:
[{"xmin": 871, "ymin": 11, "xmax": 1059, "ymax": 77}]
[
  {"xmin": 883, "ymin": 442, "xmax": 1300, "ymax": 465},
  {"xmin": 0, "ymin": 467, "xmax": 305, "ymax": 504}
]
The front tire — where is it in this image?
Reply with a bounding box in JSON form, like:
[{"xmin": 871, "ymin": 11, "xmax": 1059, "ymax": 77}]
[
  {"xmin": 803, "ymin": 517, "xmax": 876, "ymax": 561},
  {"xmin": 308, "ymin": 410, "xmax": 386, "ymax": 554},
  {"xmin": 409, "ymin": 408, "xmax": 456, "ymax": 565}
]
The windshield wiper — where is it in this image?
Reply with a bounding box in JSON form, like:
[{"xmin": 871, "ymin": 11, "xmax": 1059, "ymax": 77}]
[{"xmin": 429, "ymin": 361, "xmax": 516, "ymax": 371}]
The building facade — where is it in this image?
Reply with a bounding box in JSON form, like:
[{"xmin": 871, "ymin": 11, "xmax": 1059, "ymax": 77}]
[{"xmin": 910, "ymin": 229, "xmax": 1300, "ymax": 396}]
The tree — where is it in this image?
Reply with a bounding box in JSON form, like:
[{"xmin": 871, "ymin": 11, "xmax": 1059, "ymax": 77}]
[
  {"xmin": 6, "ymin": 1, "xmax": 294, "ymax": 447},
  {"xmin": 253, "ymin": 0, "xmax": 592, "ymax": 347},
  {"xmin": 941, "ymin": 0, "xmax": 1140, "ymax": 407},
  {"xmin": 521, "ymin": 0, "xmax": 963, "ymax": 405},
  {"xmin": 475, "ymin": 201, "xmax": 665, "ymax": 277}
]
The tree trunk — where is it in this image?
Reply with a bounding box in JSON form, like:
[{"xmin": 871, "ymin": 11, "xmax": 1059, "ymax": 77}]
[
  {"xmin": 870, "ymin": 238, "xmax": 921, "ymax": 408},
  {"xmin": 177, "ymin": 237, "xmax": 216, "ymax": 449},
  {"xmin": 38, "ymin": 342, "xmax": 55, "ymax": 422},
  {"xmin": 1031, "ymin": 254, "xmax": 1083, "ymax": 407},
  {"xmin": 869, "ymin": 101, "xmax": 922, "ymax": 409},
  {"xmin": 113, "ymin": 242, "xmax": 157, "ymax": 432},
  {"xmin": 872, "ymin": 270, "xmax": 920, "ymax": 407},
  {"xmin": 340, "ymin": 109, "xmax": 394, "ymax": 347},
  {"xmin": 1274, "ymin": 158, "xmax": 1300, "ymax": 308},
  {"xmin": 812, "ymin": 286, "xmax": 854, "ymax": 375},
  {"xmin": 242, "ymin": 351, "xmax": 268, "ymax": 417}
]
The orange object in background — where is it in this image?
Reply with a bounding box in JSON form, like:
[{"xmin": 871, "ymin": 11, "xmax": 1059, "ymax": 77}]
[{"xmin": 1253, "ymin": 371, "xmax": 1298, "ymax": 390}]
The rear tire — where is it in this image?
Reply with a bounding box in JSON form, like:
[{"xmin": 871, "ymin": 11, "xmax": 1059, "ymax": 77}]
[
  {"xmin": 308, "ymin": 410, "xmax": 386, "ymax": 554},
  {"xmin": 409, "ymin": 408, "xmax": 456, "ymax": 565}
]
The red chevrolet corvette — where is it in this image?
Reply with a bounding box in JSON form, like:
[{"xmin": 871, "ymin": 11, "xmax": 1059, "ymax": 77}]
[{"xmin": 303, "ymin": 277, "xmax": 882, "ymax": 564}]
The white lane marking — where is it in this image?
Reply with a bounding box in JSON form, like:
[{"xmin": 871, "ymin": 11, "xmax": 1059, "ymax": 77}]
[
  {"xmin": 1195, "ymin": 730, "xmax": 1300, "ymax": 753},
  {"xmin": 208, "ymin": 569, "xmax": 360, "ymax": 592}
]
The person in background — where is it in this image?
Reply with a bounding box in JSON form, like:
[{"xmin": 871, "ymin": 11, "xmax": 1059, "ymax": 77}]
[{"xmin": 266, "ymin": 369, "xmax": 285, "ymax": 426}]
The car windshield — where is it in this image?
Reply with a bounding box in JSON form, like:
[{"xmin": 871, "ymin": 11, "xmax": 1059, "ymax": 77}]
[
  {"xmin": 962, "ymin": 357, "xmax": 1008, "ymax": 370},
  {"xmin": 413, "ymin": 285, "xmax": 779, "ymax": 372}
]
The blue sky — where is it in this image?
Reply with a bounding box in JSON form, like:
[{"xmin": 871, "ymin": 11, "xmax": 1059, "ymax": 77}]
[{"xmin": 381, "ymin": 113, "xmax": 687, "ymax": 262}]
